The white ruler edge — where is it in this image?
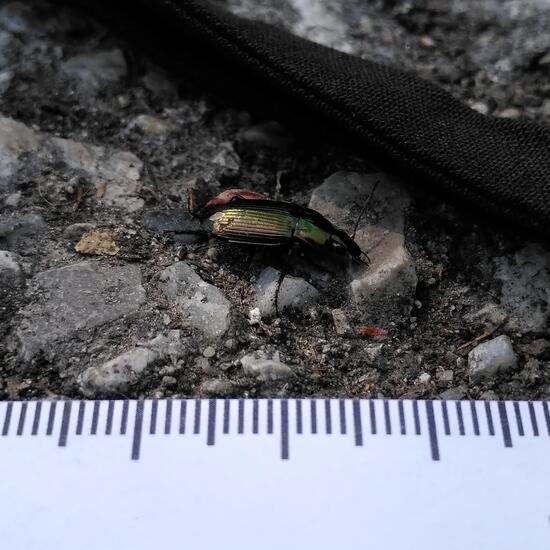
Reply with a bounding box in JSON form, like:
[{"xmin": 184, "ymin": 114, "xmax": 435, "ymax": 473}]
[{"xmin": 0, "ymin": 398, "xmax": 549, "ymax": 550}]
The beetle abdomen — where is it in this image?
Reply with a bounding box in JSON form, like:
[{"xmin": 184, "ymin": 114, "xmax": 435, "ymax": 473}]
[{"xmin": 209, "ymin": 207, "xmax": 295, "ymax": 245}]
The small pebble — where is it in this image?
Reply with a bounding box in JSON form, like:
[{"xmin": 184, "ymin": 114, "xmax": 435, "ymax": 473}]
[
  {"xmin": 418, "ymin": 372, "xmax": 431, "ymax": 384},
  {"xmin": 332, "ymin": 308, "xmax": 351, "ymax": 335},
  {"xmin": 203, "ymin": 346, "xmax": 216, "ymax": 358},
  {"xmin": 497, "ymin": 107, "xmax": 521, "ymax": 119}
]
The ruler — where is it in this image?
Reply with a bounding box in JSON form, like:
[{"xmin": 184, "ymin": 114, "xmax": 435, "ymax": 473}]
[{"xmin": 1, "ymin": 399, "xmax": 549, "ymax": 550}]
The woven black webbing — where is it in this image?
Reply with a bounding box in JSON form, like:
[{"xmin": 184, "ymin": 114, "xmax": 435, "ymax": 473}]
[{"xmin": 64, "ymin": 0, "xmax": 550, "ymax": 236}]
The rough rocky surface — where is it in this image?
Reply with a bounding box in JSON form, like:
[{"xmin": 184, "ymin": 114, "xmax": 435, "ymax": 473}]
[
  {"xmin": 159, "ymin": 262, "xmax": 231, "ymax": 341},
  {"xmin": 0, "ymin": 0, "xmax": 550, "ymax": 400}
]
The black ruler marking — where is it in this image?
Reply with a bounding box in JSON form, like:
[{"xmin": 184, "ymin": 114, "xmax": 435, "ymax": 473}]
[
  {"xmin": 106, "ymin": 401, "xmax": 114, "ymax": 435},
  {"xmin": 528, "ymin": 402, "xmax": 539, "ymax": 437},
  {"xmin": 513, "ymin": 402, "xmax": 524, "ymax": 436},
  {"xmin": 253, "ymin": 400, "xmax": 259, "ymax": 434},
  {"xmin": 498, "ymin": 401, "xmax": 513, "ymax": 448},
  {"xmin": 369, "ymin": 400, "xmax": 376, "ymax": 435},
  {"xmin": 90, "ymin": 401, "xmax": 100, "ymax": 435},
  {"xmin": 165, "ymin": 400, "xmax": 172, "ymax": 435},
  {"xmin": 398, "ymin": 400, "xmax": 406, "ymax": 435},
  {"xmin": 413, "ymin": 400, "xmax": 421, "ymax": 435},
  {"xmin": 207, "ymin": 399, "xmax": 216, "ymax": 446},
  {"xmin": 131, "ymin": 401, "xmax": 144, "ymax": 460},
  {"xmin": 543, "ymin": 402, "xmax": 550, "ymax": 436},
  {"xmin": 281, "ymin": 400, "xmax": 289, "ymax": 460},
  {"xmin": 194, "ymin": 400, "xmax": 201, "ymax": 435},
  {"xmin": 267, "ymin": 400, "xmax": 274, "ymax": 434},
  {"xmin": 470, "ymin": 402, "xmax": 480, "ymax": 436},
  {"xmin": 58, "ymin": 401, "xmax": 72, "ymax": 447},
  {"xmin": 353, "ymin": 400, "xmax": 363, "ymax": 446},
  {"xmin": 310, "ymin": 400, "xmax": 317, "ymax": 435},
  {"xmin": 339, "ymin": 399, "xmax": 347, "ymax": 435},
  {"xmin": 31, "ymin": 401, "xmax": 41, "ymax": 436},
  {"xmin": 456, "ymin": 402, "xmax": 465, "ymax": 435},
  {"xmin": 179, "ymin": 400, "xmax": 187, "ymax": 434},
  {"xmin": 296, "ymin": 400, "xmax": 303, "ymax": 434},
  {"xmin": 238, "ymin": 399, "xmax": 244, "ymax": 434},
  {"xmin": 150, "ymin": 400, "xmax": 158, "ymax": 435},
  {"xmin": 17, "ymin": 402, "xmax": 27, "ymax": 436},
  {"xmin": 2, "ymin": 402, "xmax": 13, "ymax": 436},
  {"xmin": 120, "ymin": 401, "xmax": 129, "ymax": 435},
  {"xmin": 76, "ymin": 401, "xmax": 85, "ymax": 436},
  {"xmin": 485, "ymin": 401, "xmax": 495, "ymax": 436},
  {"xmin": 441, "ymin": 401, "xmax": 450, "ymax": 435},
  {"xmin": 426, "ymin": 401, "xmax": 440, "ymax": 461},
  {"xmin": 223, "ymin": 399, "xmax": 230, "ymax": 434},
  {"xmin": 384, "ymin": 400, "xmax": 392, "ymax": 435},
  {"xmin": 325, "ymin": 400, "xmax": 332, "ymax": 435},
  {"xmin": 46, "ymin": 402, "xmax": 56, "ymax": 436}
]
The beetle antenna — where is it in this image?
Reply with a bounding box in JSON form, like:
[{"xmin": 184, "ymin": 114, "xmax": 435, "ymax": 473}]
[{"xmin": 351, "ymin": 180, "xmax": 379, "ymax": 240}]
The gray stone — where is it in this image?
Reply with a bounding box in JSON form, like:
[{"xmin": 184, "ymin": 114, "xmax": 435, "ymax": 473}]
[
  {"xmin": 439, "ymin": 386, "xmax": 467, "ymax": 400},
  {"xmin": 479, "ymin": 391, "xmax": 500, "ymax": 401},
  {"xmin": 239, "ymin": 121, "xmax": 293, "ymax": 152},
  {"xmin": 332, "ymin": 308, "xmax": 351, "ymax": 335},
  {"xmin": 470, "ymin": 101, "xmax": 489, "ymax": 115},
  {"xmin": 0, "ymin": 116, "xmax": 43, "ymax": 186},
  {"xmin": 129, "ymin": 114, "xmax": 175, "ymax": 136},
  {"xmin": 4, "ymin": 191, "xmax": 20, "ymax": 207},
  {"xmin": 0, "ymin": 2, "xmax": 36, "ymax": 33},
  {"xmin": 277, "ymin": 275, "xmax": 319, "ymax": 312},
  {"xmin": 240, "ymin": 349, "xmax": 294, "ymax": 381},
  {"xmin": 0, "ymin": 213, "xmax": 46, "ymax": 248},
  {"xmin": 254, "ymin": 266, "xmax": 282, "ymax": 319},
  {"xmin": 79, "ymin": 331, "xmax": 185, "ymax": 396},
  {"xmin": 62, "ymin": 49, "xmax": 127, "ymax": 88},
  {"xmin": 309, "ymin": 171, "xmax": 417, "ymax": 322},
  {"xmin": 468, "ymin": 335, "xmax": 517, "ymax": 381},
  {"xmin": 143, "ymin": 209, "xmax": 202, "ymax": 244},
  {"xmin": 438, "ymin": 370, "xmax": 455, "ymax": 383},
  {"xmin": 200, "ymin": 379, "xmax": 235, "ymax": 396},
  {"xmin": 0, "ymin": 116, "xmax": 143, "ymax": 210},
  {"xmin": 364, "ymin": 344, "xmax": 384, "ymax": 364},
  {"xmin": 63, "ymin": 223, "xmax": 96, "ymax": 240},
  {"xmin": 18, "ymin": 261, "xmax": 146, "ymax": 361},
  {"xmin": 494, "ymin": 244, "xmax": 550, "ymax": 334},
  {"xmin": 0, "ymin": 69, "xmax": 12, "ymax": 95},
  {"xmin": 203, "ymin": 346, "xmax": 216, "ymax": 358},
  {"xmin": 0, "ymin": 250, "xmax": 22, "ymax": 284},
  {"xmin": 159, "ymin": 262, "xmax": 231, "ymax": 341},
  {"xmin": 497, "ymin": 107, "xmax": 521, "ymax": 119},
  {"xmin": 417, "ymin": 372, "xmax": 432, "ymax": 384},
  {"xmin": 211, "ymin": 142, "xmax": 240, "ymax": 171}
]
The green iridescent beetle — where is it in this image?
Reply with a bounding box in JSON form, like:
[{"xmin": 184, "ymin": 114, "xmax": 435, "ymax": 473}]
[{"xmin": 196, "ymin": 189, "xmax": 370, "ymax": 265}]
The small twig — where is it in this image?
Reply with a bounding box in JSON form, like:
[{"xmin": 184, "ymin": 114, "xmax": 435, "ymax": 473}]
[{"xmin": 456, "ymin": 326, "xmax": 500, "ymax": 352}]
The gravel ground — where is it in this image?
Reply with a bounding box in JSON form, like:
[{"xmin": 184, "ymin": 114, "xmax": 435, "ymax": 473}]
[{"xmin": 1, "ymin": 0, "xmax": 550, "ymax": 401}]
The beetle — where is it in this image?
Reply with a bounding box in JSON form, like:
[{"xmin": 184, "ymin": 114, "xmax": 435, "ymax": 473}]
[{"xmin": 195, "ymin": 188, "xmax": 370, "ymax": 265}]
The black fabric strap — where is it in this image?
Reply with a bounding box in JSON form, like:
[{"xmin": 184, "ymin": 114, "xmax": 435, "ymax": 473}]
[{"xmin": 65, "ymin": 0, "xmax": 550, "ymax": 236}]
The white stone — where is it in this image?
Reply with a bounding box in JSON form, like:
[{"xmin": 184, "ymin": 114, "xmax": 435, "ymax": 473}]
[
  {"xmin": 62, "ymin": 49, "xmax": 127, "ymax": 87},
  {"xmin": 468, "ymin": 335, "xmax": 517, "ymax": 381},
  {"xmin": 240, "ymin": 350, "xmax": 294, "ymax": 381},
  {"xmin": 79, "ymin": 331, "xmax": 185, "ymax": 396}
]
